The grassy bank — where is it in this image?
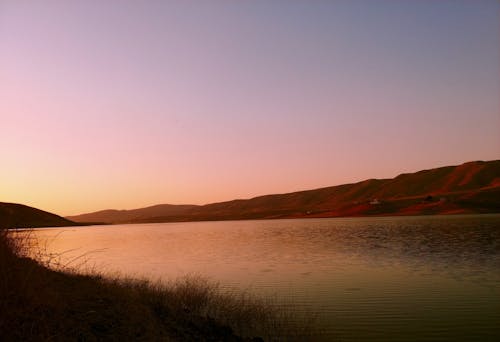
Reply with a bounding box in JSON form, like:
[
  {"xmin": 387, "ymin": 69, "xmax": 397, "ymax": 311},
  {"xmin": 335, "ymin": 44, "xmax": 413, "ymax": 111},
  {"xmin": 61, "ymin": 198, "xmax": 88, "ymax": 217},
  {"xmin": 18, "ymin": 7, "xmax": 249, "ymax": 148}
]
[{"xmin": 0, "ymin": 229, "xmax": 315, "ymax": 341}]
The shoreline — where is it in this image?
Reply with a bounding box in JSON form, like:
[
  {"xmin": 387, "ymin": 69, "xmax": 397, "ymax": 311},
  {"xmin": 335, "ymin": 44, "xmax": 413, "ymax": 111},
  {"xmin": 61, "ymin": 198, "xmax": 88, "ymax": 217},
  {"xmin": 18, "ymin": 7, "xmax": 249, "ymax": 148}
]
[
  {"xmin": 0, "ymin": 230, "xmax": 312, "ymax": 341},
  {"xmin": 38, "ymin": 211, "xmax": 500, "ymax": 229}
]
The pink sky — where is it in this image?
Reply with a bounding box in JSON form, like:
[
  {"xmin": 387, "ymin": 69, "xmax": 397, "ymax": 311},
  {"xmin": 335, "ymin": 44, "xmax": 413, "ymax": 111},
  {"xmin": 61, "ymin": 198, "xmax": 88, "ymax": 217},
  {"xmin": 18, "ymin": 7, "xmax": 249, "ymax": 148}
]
[{"xmin": 1, "ymin": 1, "xmax": 499, "ymax": 216}]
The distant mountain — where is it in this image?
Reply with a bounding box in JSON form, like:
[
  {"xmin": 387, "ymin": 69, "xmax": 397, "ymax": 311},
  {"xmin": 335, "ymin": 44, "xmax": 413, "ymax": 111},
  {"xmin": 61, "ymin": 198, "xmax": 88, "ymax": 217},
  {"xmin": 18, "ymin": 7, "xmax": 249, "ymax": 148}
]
[
  {"xmin": 67, "ymin": 204, "xmax": 198, "ymax": 224},
  {"xmin": 68, "ymin": 160, "xmax": 500, "ymax": 224},
  {"xmin": 0, "ymin": 202, "xmax": 78, "ymax": 229}
]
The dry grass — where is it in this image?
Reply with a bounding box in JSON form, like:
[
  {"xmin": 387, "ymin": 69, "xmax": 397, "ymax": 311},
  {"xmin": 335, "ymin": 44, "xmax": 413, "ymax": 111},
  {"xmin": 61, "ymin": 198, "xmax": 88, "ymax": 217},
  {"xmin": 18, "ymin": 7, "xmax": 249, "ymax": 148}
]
[{"xmin": 0, "ymin": 229, "xmax": 321, "ymax": 341}]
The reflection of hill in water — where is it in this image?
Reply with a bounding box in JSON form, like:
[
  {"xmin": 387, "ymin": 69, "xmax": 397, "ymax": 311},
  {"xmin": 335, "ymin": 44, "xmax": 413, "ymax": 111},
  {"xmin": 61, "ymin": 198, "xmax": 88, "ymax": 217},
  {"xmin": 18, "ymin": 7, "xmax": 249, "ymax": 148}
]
[
  {"xmin": 31, "ymin": 215, "xmax": 500, "ymax": 341},
  {"xmin": 278, "ymin": 215, "xmax": 500, "ymax": 285}
]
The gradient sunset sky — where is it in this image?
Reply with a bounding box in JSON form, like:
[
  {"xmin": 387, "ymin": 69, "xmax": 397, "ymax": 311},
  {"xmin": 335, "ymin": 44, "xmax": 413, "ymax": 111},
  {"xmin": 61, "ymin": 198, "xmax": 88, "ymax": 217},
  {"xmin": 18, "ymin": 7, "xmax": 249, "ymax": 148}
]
[{"xmin": 1, "ymin": 1, "xmax": 499, "ymax": 216}]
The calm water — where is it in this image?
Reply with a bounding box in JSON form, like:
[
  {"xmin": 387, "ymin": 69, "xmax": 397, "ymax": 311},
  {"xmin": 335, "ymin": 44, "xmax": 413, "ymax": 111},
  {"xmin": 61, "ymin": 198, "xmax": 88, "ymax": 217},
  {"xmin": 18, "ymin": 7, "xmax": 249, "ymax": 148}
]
[{"xmin": 33, "ymin": 215, "xmax": 500, "ymax": 341}]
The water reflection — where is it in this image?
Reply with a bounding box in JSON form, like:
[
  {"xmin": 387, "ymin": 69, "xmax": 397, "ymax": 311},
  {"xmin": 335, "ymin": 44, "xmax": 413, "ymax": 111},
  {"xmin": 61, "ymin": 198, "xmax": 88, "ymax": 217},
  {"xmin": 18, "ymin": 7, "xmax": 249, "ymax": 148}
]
[{"xmin": 33, "ymin": 214, "xmax": 500, "ymax": 341}]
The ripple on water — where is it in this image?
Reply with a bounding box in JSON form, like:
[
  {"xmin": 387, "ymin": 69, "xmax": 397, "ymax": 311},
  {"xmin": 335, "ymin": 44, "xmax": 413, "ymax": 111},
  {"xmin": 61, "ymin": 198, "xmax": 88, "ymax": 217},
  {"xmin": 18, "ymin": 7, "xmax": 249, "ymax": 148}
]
[{"xmin": 32, "ymin": 214, "xmax": 500, "ymax": 341}]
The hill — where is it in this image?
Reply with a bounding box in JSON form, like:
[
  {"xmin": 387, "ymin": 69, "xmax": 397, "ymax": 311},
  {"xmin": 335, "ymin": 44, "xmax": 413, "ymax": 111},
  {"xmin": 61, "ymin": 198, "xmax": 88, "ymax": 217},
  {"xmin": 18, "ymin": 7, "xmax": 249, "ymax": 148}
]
[
  {"xmin": 67, "ymin": 204, "xmax": 198, "ymax": 224},
  {"xmin": 68, "ymin": 160, "xmax": 500, "ymax": 224},
  {"xmin": 0, "ymin": 202, "xmax": 79, "ymax": 229}
]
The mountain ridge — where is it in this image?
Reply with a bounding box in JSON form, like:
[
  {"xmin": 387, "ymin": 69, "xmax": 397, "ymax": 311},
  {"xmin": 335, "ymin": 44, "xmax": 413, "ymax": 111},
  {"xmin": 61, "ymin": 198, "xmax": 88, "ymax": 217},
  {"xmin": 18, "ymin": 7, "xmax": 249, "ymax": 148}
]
[
  {"xmin": 67, "ymin": 160, "xmax": 500, "ymax": 224},
  {"xmin": 0, "ymin": 202, "xmax": 79, "ymax": 229}
]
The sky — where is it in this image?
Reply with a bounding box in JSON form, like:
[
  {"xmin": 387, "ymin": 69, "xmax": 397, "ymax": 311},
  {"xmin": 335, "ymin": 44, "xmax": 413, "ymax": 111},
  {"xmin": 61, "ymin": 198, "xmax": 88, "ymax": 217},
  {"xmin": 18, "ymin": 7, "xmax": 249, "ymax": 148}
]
[{"xmin": 1, "ymin": 0, "xmax": 499, "ymax": 216}]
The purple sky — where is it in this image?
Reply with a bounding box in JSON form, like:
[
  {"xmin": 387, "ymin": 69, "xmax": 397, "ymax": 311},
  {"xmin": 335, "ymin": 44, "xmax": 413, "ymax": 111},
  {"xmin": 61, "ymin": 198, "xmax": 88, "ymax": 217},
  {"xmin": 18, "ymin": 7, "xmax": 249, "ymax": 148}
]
[{"xmin": 1, "ymin": 1, "xmax": 499, "ymax": 216}]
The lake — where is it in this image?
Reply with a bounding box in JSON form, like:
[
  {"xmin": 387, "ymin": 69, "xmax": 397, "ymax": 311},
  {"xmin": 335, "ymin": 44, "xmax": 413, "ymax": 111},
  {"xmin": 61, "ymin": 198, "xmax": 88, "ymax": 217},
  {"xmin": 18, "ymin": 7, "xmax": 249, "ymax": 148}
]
[{"xmin": 32, "ymin": 214, "xmax": 500, "ymax": 341}]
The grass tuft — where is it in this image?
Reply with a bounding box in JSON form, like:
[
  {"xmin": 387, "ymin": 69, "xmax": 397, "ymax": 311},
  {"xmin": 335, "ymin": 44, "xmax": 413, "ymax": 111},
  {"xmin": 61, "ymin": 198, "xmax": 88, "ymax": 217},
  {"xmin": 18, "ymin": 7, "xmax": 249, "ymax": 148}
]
[{"xmin": 0, "ymin": 229, "xmax": 321, "ymax": 341}]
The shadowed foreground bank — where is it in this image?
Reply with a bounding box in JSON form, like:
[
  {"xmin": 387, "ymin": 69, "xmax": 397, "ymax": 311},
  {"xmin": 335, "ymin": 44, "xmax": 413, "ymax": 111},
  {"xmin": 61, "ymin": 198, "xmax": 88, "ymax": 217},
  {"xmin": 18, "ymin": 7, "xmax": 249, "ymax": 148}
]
[{"xmin": 0, "ymin": 230, "xmax": 315, "ymax": 341}]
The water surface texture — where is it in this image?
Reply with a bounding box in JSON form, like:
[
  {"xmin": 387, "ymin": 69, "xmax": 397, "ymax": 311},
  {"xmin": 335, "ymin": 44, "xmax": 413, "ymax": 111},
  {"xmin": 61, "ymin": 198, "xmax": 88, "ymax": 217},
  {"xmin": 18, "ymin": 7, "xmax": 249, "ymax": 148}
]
[{"xmin": 34, "ymin": 215, "xmax": 500, "ymax": 341}]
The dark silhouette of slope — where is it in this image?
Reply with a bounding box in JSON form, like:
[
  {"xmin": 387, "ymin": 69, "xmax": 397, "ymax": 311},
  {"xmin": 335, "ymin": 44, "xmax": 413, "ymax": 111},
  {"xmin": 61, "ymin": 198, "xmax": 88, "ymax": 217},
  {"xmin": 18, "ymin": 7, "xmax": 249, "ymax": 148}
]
[
  {"xmin": 67, "ymin": 204, "xmax": 198, "ymax": 224},
  {"xmin": 68, "ymin": 160, "xmax": 500, "ymax": 224},
  {"xmin": 0, "ymin": 202, "xmax": 78, "ymax": 228}
]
